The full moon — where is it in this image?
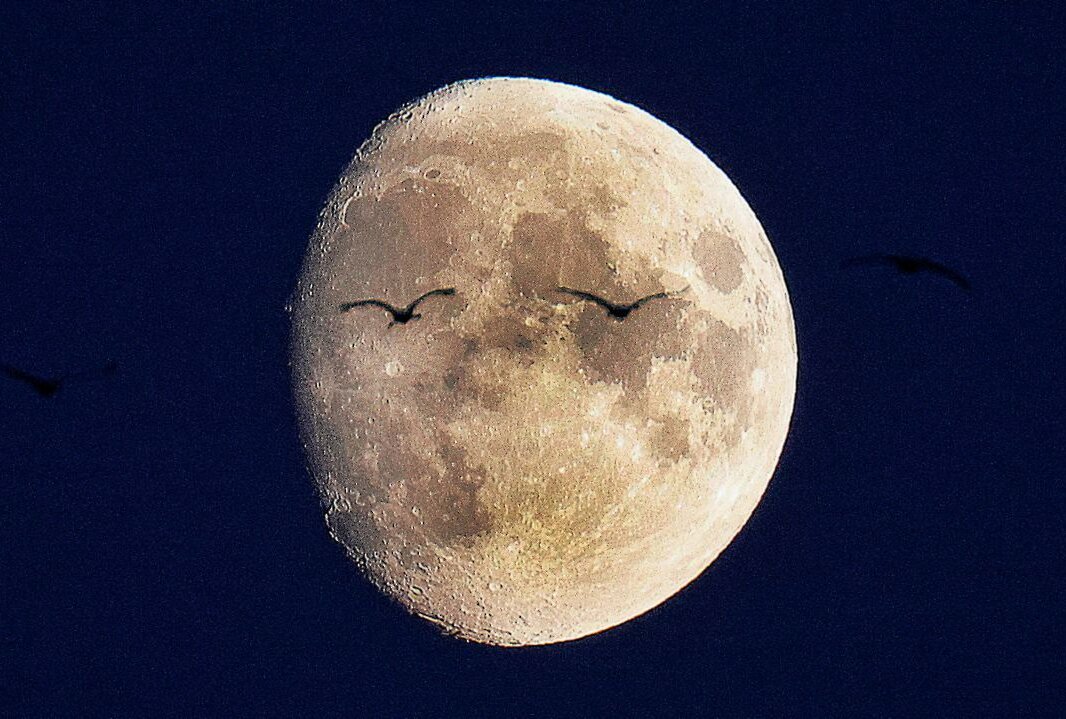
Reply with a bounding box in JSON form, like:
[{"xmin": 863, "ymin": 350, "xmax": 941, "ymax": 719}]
[{"xmin": 291, "ymin": 77, "xmax": 796, "ymax": 646}]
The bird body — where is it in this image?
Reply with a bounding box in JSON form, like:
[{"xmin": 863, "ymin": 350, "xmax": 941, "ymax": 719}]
[
  {"xmin": 339, "ymin": 288, "xmax": 456, "ymax": 325},
  {"xmin": 555, "ymin": 286, "xmax": 685, "ymax": 319},
  {"xmin": 842, "ymin": 254, "xmax": 971, "ymax": 291}
]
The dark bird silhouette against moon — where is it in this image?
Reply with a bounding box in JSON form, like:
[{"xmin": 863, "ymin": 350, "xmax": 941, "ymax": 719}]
[
  {"xmin": 841, "ymin": 254, "xmax": 971, "ymax": 291},
  {"xmin": 338, "ymin": 288, "xmax": 457, "ymax": 326},
  {"xmin": 555, "ymin": 286, "xmax": 689, "ymax": 320},
  {"xmin": 1, "ymin": 360, "xmax": 117, "ymax": 398}
]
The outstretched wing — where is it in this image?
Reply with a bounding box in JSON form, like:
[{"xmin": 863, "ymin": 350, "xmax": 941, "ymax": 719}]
[
  {"xmin": 918, "ymin": 259, "xmax": 972, "ymax": 291},
  {"xmin": 556, "ymin": 287, "xmax": 615, "ymax": 311},
  {"xmin": 628, "ymin": 292, "xmax": 668, "ymax": 309},
  {"xmin": 1, "ymin": 363, "xmax": 47, "ymax": 386},
  {"xmin": 1, "ymin": 363, "xmax": 59, "ymax": 396},
  {"xmin": 338, "ymin": 299, "xmax": 399, "ymax": 315},
  {"xmin": 630, "ymin": 285, "xmax": 690, "ymax": 310},
  {"xmin": 843, "ymin": 254, "xmax": 971, "ymax": 291},
  {"xmin": 406, "ymin": 287, "xmax": 457, "ymax": 313},
  {"xmin": 632, "ymin": 286, "xmax": 693, "ymax": 309}
]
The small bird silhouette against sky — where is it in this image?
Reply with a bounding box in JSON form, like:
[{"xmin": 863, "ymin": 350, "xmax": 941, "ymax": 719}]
[
  {"xmin": 555, "ymin": 286, "xmax": 689, "ymax": 320},
  {"xmin": 1, "ymin": 360, "xmax": 118, "ymax": 398},
  {"xmin": 841, "ymin": 254, "xmax": 971, "ymax": 291},
  {"xmin": 339, "ymin": 288, "xmax": 456, "ymax": 326}
]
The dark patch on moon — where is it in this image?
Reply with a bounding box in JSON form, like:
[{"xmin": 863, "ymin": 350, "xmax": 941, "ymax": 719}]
[
  {"xmin": 351, "ymin": 422, "xmax": 494, "ymax": 549},
  {"xmin": 647, "ymin": 415, "xmax": 692, "ymax": 464},
  {"xmin": 694, "ymin": 229, "xmax": 746, "ymax": 293},
  {"xmin": 424, "ymin": 131, "xmax": 566, "ymax": 177},
  {"xmin": 508, "ymin": 211, "xmax": 613, "ymax": 297},
  {"xmin": 691, "ymin": 319, "xmax": 757, "ymax": 422},
  {"xmin": 496, "ymin": 131, "xmax": 566, "ymax": 161},
  {"xmin": 440, "ymin": 356, "xmax": 507, "ymax": 411},
  {"xmin": 338, "ymin": 177, "xmax": 475, "ymax": 296},
  {"xmin": 590, "ymin": 183, "xmax": 627, "ymax": 216},
  {"xmin": 422, "ymin": 439, "xmax": 494, "ymax": 546},
  {"xmin": 475, "ymin": 313, "xmax": 539, "ymax": 355}
]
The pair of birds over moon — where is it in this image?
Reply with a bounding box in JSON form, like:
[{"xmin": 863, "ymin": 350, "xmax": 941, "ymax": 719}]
[
  {"xmin": 340, "ymin": 253, "xmax": 970, "ymax": 327},
  {"xmin": 339, "ymin": 286, "xmax": 684, "ymax": 325}
]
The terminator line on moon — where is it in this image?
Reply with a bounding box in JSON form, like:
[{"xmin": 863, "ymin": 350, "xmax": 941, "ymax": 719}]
[{"xmin": 290, "ymin": 77, "xmax": 797, "ymax": 646}]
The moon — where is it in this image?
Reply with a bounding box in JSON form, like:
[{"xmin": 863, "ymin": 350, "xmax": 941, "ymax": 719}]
[{"xmin": 290, "ymin": 77, "xmax": 796, "ymax": 646}]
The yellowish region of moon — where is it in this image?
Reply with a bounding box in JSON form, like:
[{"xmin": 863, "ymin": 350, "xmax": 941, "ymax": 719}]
[{"xmin": 290, "ymin": 77, "xmax": 796, "ymax": 646}]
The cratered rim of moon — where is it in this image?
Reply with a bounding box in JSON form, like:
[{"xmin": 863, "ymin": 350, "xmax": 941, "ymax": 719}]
[{"xmin": 291, "ymin": 76, "xmax": 796, "ymax": 646}]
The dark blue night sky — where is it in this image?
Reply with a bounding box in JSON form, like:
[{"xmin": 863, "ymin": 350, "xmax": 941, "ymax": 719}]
[{"xmin": 2, "ymin": 3, "xmax": 1063, "ymax": 716}]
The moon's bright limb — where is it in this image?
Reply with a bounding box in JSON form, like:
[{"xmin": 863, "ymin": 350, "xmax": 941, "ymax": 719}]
[{"xmin": 291, "ymin": 78, "xmax": 797, "ymax": 646}]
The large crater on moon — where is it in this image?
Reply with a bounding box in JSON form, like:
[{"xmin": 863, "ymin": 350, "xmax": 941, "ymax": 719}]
[{"xmin": 291, "ymin": 77, "xmax": 797, "ymax": 646}]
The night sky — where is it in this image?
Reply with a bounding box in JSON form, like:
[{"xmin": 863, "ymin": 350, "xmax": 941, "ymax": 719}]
[{"xmin": 2, "ymin": 3, "xmax": 1063, "ymax": 716}]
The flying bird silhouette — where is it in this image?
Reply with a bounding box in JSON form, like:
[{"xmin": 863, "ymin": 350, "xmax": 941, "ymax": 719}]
[
  {"xmin": 339, "ymin": 288, "xmax": 456, "ymax": 326},
  {"xmin": 1, "ymin": 360, "xmax": 118, "ymax": 398},
  {"xmin": 555, "ymin": 286, "xmax": 688, "ymax": 320},
  {"xmin": 841, "ymin": 254, "xmax": 971, "ymax": 291}
]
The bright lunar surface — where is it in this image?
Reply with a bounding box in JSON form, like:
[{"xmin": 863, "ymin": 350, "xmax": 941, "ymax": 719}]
[{"xmin": 291, "ymin": 77, "xmax": 797, "ymax": 646}]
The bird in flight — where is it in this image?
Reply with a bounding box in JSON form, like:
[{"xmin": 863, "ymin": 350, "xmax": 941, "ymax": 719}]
[
  {"xmin": 555, "ymin": 286, "xmax": 689, "ymax": 320},
  {"xmin": 339, "ymin": 288, "xmax": 457, "ymax": 326},
  {"xmin": 1, "ymin": 360, "xmax": 118, "ymax": 398},
  {"xmin": 841, "ymin": 254, "xmax": 971, "ymax": 291}
]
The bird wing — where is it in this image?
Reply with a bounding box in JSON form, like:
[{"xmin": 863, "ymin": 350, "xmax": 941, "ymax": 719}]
[
  {"xmin": 556, "ymin": 287, "xmax": 615, "ymax": 310},
  {"xmin": 842, "ymin": 254, "xmax": 971, "ymax": 291},
  {"xmin": 1, "ymin": 363, "xmax": 47, "ymax": 385},
  {"xmin": 630, "ymin": 291, "xmax": 671, "ymax": 309},
  {"xmin": 338, "ymin": 299, "xmax": 399, "ymax": 314},
  {"xmin": 406, "ymin": 287, "xmax": 456, "ymax": 312},
  {"xmin": 919, "ymin": 259, "xmax": 972, "ymax": 291}
]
